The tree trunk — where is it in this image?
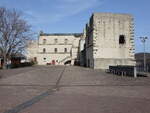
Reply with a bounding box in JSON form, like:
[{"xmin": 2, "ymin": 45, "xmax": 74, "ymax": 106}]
[{"xmin": 2, "ymin": 53, "xmax": 7, "ymax": 69}]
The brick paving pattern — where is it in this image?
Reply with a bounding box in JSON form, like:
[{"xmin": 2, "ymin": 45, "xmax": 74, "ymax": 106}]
[{"xmin": 0, "ymin": 66, "xmax": 150, "ymax": 113}]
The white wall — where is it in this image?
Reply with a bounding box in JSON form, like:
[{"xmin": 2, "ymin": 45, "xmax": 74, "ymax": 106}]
[
  {"xmin": 85, "ymin": 13, "xmax": 136, "ymax": 69},
  {"xmin": 26, "ymin": 40, "xmax": 38, "ymax": 61},
  {"xmin": 93, "ymin": 13, "xmax": 135, "ymax": 60},
  {"xmin": 37, "ymin": 34, "xmax": 81, "ymax": 65}
]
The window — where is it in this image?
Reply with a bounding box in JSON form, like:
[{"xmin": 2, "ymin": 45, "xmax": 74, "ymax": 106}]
[
  {"xmin": 119, "ymin": 35, "xmax": 126, "ymax": 44},
  {"xmin": 34, "ymin": 57, "xmax": 37, "ymax": 62},
  {"xmin": 64, "ymin": 39, "xmax": 68, "ymax": 44},
  {"xmin": 64, "ymin": 48, "xmax": 67, "ymax": 53},
  {"xmin": 43, "ymin": 39, "xmax": 46, "ymax": 44},
  {"xmin": 43, "ymin": 58, "xmax": 46, "ymax": 60},
  {"xmin": 54, "ymin": 48, "xmax": 57, "ymax": 53},
  {"xmin": 43, "ymin": 48, "xmax": 46, "ymax": 53},
  {"xmin": 103, "ymin": 21, "xmax": 106, "ymax": 38},
  {"xmin": 54, "ymin": 39, "xmax": 58, "ymax": 44}
]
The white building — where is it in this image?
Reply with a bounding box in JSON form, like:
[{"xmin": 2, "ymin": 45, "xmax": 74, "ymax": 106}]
[
  {"xmin": 85, "ymin": 13, "xmax": 135, "ymax": 69},
  {"xmin": 27, "ymin": 32, "xmax": 82, "ymax": 65},
  {"xmin": 26, "ymin": 40, "xmax": 38, "ymax": 62},
  {"xmin": 26, "ymin": 13, "xmax": 136, "ymax": 69}
]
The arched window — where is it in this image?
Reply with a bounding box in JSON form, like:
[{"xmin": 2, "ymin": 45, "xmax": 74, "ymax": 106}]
[
  {"xmin": 64, "ymin": 48, "xmax": 67, "ymax": 53},
  {"xmin": 43, "ymin": 39, "xmax": 46, "ymax": 44},
  {"xmin": 119, "ymin": 35, "xmax": 126, "ymax": 44},
  {"xmin": 54, "ymin": 48, "xmax": 57, "ymax": 53},
  {"xmin": 43, "ymin": 48, "xmax": 46, "ymax": 53}
]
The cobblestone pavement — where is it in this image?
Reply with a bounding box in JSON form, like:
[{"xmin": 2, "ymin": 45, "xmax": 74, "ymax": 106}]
[{"xmin": 0, "ymin": 66, "xmax": 150, "ymax": 113}]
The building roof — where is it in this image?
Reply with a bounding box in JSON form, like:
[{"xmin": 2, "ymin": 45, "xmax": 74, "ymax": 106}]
[
  {"xmin": 40, "ymin": 33, "xmax": 83, "ymax": 37},
  {"xmin": 93, "ymin": 12, "xmax": 133, "ymax": 17}
]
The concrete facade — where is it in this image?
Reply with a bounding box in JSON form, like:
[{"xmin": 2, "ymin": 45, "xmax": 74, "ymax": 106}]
[
  {"xmin": 26, "ymin": 12, "xmax": 136, "ymax": 69},
  {"xmin": 85, "ymin": 13, "xmax": 135, "ymax": 69},
  {"xmin": 26, "ymin": 40, "xmax": 38, "ymax": 62},
  {"xmin": 26, "ymin": 33, "xmax": 82, "ymax": 65}
]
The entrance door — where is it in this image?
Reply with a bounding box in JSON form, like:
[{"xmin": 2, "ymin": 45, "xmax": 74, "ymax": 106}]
[{"xmin": 52, "ymin": 60, "xmax": 55, "ymax": 65}]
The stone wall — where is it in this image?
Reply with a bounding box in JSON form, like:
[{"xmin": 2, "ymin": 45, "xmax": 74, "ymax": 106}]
[
  {"xmin": 26, "ymin": 40, "xmax": 38, "ymax": 62},
  {"xmin": 37, "ymin": 33, "xmax": 82, "ymax": 65},
  {"xmin": 26, "ymin": 12, "xmax": 136, "ymax": 69},
  {"xmin": 85, "ymin": 13, "xmax": 136, "ymax": 69}
]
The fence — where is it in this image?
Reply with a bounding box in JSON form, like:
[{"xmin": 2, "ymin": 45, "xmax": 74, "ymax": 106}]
[
  {"xmin": 136, "ymin": 65, "xmax": 150, "ymax": 73},
  {"xmin": 108, "ymin": 65, "xmax": 135, "ymax": 76}
]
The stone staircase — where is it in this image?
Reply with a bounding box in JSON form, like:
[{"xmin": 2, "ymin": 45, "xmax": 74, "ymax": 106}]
[{"xmin": 58, "ymin": 56, "xmax": 71, "ymax": 65}]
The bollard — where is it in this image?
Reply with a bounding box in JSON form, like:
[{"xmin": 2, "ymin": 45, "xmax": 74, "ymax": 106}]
[
  {"xmin": 124, "ymin": 72, "xmax": 126, "ymax": 76},
  {"xmin": 121, "ymin": 71, "xmax": 124, "ymax": 77},
  {"xmin": 134, "ymin": 66, "xmax": 137, "ymax": 78}
]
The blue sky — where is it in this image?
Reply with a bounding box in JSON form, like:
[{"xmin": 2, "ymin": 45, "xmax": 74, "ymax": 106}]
[{"xmin": 0, "ymin": 0, "xmax": 150, "ymax": 53}]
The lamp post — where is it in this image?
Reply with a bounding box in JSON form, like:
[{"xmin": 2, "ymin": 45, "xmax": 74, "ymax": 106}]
[{"xmin": 139, "ymin": 37, "xmax": 148, "ymax": 72}]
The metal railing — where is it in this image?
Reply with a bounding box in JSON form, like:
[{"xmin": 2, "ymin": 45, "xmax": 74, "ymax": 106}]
[{"xmin": 107, "ymin": 65, "xmax": 137, "ymax": 77}]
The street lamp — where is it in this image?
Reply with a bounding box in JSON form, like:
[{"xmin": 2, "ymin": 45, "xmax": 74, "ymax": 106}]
[{"xmin": 139, "ymin": 37, "xmax": 148, "ymax": 72}]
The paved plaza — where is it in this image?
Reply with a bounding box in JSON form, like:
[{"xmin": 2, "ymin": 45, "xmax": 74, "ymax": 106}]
[{"xmin": 0, "ymin": 66, "xmax": 150, "ymax": 113}]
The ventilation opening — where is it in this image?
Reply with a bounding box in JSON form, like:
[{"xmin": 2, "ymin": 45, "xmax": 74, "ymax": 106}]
[{"xmin": 119, "ymin": 35, "xmax": 125, "ymax": 44}]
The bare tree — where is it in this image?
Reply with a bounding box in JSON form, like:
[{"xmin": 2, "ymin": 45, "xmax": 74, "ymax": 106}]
[{"xmin": 0, "ymin": 7, "xmax": 32, "ymax": 69}]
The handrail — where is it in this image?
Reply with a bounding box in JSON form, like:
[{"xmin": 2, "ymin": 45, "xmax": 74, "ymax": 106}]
[{"xmin": 59, "ymin": 56, "xmax": 71, "ymax": 63}]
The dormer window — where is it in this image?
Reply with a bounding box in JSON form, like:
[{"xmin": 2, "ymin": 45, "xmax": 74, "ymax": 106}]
[
  {"xmin": 54, "ymin": 39, "xmax": 58, "ymax": 44},
  {"xmin": 43, "ymin": 39, "xmax": 46, "ymax": 44},
  {"xmin": 64, "ymin": 39, "xmax": 68, "ymax": 44}
]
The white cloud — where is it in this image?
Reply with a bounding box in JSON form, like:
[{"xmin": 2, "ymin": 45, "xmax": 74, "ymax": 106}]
[
  {"xmin": 0, "ymin": 0, "xmax": 104, "ymax": 28},
  {"xmin": 57, "ymin": 0, "xmax": 100, "ymax": 15},
  {"xmin": 24, "ymin": 0, "xmax": 103, "ymax": 25}
]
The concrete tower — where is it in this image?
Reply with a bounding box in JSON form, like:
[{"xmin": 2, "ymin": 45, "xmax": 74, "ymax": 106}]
[{"xmin": 85, "ymin": 13, "xmax": 135, "ymax": 69}]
